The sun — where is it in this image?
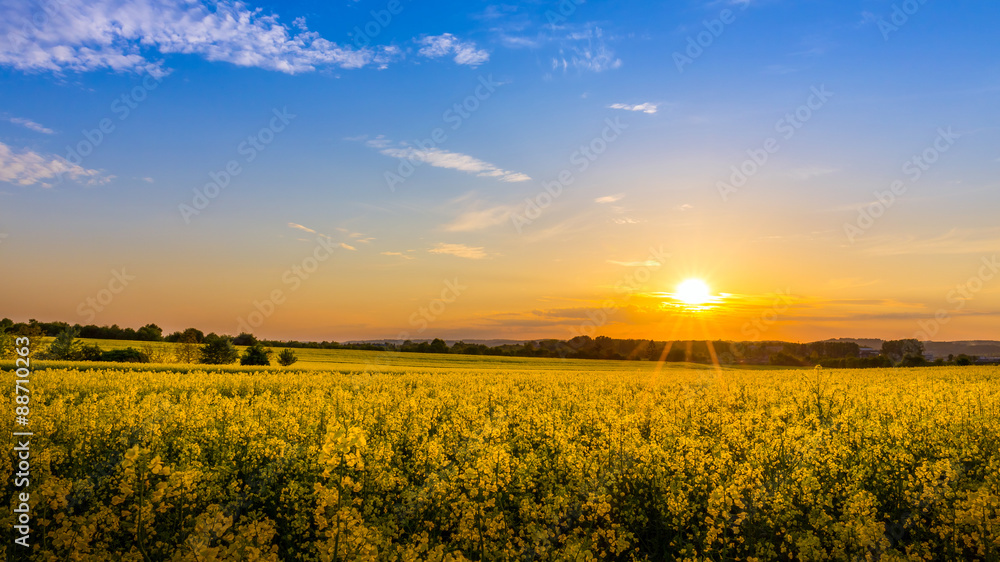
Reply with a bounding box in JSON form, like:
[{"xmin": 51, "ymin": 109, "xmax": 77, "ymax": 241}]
[{"xmin": 675, "ymin": 278, "xmax": 712, "ymax": 306}]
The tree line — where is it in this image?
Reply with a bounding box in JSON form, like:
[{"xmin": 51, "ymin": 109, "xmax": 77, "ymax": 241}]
[
  {"xmin": 1, "ymin": 318, "xmax": 992, "ymax": 368},
  {"xmin": 0, "ymin": 320, "xmax": 297, "ymax": 367}
]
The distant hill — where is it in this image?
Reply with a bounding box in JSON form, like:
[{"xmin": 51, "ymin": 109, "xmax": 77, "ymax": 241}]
[
  {"xmin": 826, "ymin": 338, "xmax": 1000, "ymax": 359},
  {"xmin": 346, "ymin": 339, "xmax": 527, "ymax": 348},
  {"xmin": 355, "ymin": 337, "xmax": 1000, "ymax": 359},
  {"xmin": 825, "ymin": 338, "xmax": 885, "ymax": 350}
]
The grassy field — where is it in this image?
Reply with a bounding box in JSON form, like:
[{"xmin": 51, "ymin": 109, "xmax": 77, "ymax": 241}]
[{"xmin": 2, "ymin": 346, "xmax": 999, "ymax": 560}]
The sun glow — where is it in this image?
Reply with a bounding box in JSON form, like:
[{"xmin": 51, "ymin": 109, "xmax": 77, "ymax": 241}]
[{"xmin": 675, "ymin": 279, "xmax": 712, "ymax": 306}]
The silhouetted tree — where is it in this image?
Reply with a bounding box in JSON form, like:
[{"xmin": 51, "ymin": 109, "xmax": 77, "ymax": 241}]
[
  {"xmin": 176, "ymin": 332, "xmax": 201, "ymax": 364},
  {"xmin": 881, "ymin": 339, "xmax": 924, "ymax": 363},
  {"xmin": 277, "ymin": 349, "xmax": 298, "ymax": 366},
  {"xmin": 79, "ymin": 344, "xmax": 104, "ymax": 361},
  {"xmin": 135, "ymin": 323, "xmax": 163, "ymax": 341},
  {"xmin": 0, "ymin": 326, "xmax": 13, "ymax": 359},
  {"xmin": 200, "ymin": 335, "xmax": 239, "ymax": 365},
  {"xmin": 240, "ymin": 342, "xmax": 272, "ymax": 366},
  {"xmin": 46, "ymin": 327, "xmax": 80, "ymax": 360},
  {"xmin": 101, "ymin": 348, "xmax": 150, "ymax": 363},
  {"xmin": 233, "ymin": 332, "xmax": 258, "ymax": 346}
]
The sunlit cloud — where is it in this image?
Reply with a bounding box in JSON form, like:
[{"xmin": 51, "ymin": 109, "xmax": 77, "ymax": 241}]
[
  {"xmin": 443, "ymin": 205, "xmax": 514, "ymax": 232},
  {"xmin": 429, "ymin": 243, "xmax": 489, "ymax": 259},
  {"xmin": 607, "ymin": 260, "xmax": 662, "ymax": 267},
  {"xmin": 287, "ymin": 222, "xmax": 317, "ymax": 234},
  {"xmin": 381, "ymin": 251, "xmax": 414, "ymax": 260}
]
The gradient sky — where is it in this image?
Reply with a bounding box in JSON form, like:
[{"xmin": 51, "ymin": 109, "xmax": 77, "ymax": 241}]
[{"xmin": 1, "ymin": 0, "xmax": 998, "ymax": 343}]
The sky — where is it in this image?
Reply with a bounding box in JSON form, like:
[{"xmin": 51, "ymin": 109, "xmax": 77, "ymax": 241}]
[{"xmin": 0, "ymin": 0, "xmax": 998, "ymax": 343}]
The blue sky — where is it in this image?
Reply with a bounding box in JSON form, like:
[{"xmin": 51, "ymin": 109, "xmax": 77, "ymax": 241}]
[{"xmin": 1, "ymin": 0, "xmax": 999, "ymax": 342}]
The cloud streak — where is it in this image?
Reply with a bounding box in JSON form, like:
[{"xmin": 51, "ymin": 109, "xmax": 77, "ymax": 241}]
[
  {"xmin": 443, "ymin": 205, "xmax": 514, "ymax": 232},
  {"xmin": 287, "ymin": 222, "xmax": 316, "ymax": 234},
  {"xmin": 5, "ymin": 116, "xmax": 55, "ymax": 134},
  {"xmin": 607, "ymin": 260, "xmax": 662, "ymax": 267},
  {"xmin": 366, "ymin": 137, "xmax": 530, "ymax": 183},
  {"xmin": 608, "ymin": 103, "xmax": 658, "ymax": 114}
]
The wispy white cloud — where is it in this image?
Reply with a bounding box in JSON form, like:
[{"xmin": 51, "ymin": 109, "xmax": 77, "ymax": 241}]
[
  {"xmin": 551, "ymin": 27, "xmax": 621, "ymax": 73},
  {"xmin": 287, "ymin": 222, "xmax": 364, "ymax": 251},
  {"xmin": 418, "ymin": 33, "xmax": 489, "ymax": 66},
  {"xmin": 381, "ymin": 251, "xmax": 414, "ymax": 260},
  {"xmin": 607, "ymin": 260, "xmax": 662, "ymax": 267},
  {"xmin": 429, "ymin": 243, "xmax": 489, "ymax": 259},
  {"xmin": 444, "ymin": 205, "xmax": 514, "ymax": 232},
  {"xmin": 0, "ymin": 141, "xmax": 111, "ymax": 187},
  {"xmin": 860, "ymin": 227, "xmax": 1000, "ymax": 256},
  {"xmin": 0, "ymin": 0, "xmax": 400, "ymax": 76},
  {"xmin": 608, "ymin": 103, "xmax": 658, "ymax": 114},
  {"xmin": 365, "ymin": 137, "xmax": 530, "ymax": 183},
  {"xmin": 595, "ymin": 194, "xmax": 624, "ymax": 204},
  {"xmin": 787, "ymin": 167, "xmax": 836, "ymax": 181},
  {"xmin": 287, "ymin": 222, "xmax": 317, "ymax": 234},
  {"xmin": 5, "ymin": 116, "xmax": 55, "ymax": 134}
]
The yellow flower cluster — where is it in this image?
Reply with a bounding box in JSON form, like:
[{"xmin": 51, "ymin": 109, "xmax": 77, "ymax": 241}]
[{"xmin": 1, "ymin": 365, "xmax": 998, "ymax": 560}]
